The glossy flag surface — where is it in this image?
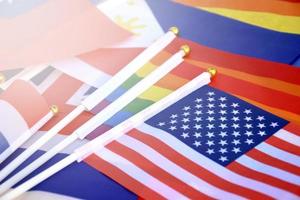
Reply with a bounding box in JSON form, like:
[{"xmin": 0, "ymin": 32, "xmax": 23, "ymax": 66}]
[
  {"xmin": 146, "ymin": 0, "xmax": 300, "ymax": 64},
  {"xmin": 85, "ymin": 84, "xmax": 299, "ymax": 199}
]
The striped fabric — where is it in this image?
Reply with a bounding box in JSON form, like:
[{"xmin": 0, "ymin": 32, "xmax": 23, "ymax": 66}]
[
  {"xmin": 175, "ymin": 0, "xmax": 300, "ymax": 34},
  {"xmin": 85, "ymin": 86, "xmax": 300, "ymax": 200},
  {"xmin": 146, "ymin": 0, "xmax": 300, "ymax": 64}
]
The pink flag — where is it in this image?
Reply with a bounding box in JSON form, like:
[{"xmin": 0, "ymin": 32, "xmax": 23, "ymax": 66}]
[{"xmin": 0, "ymin": 0, "xmax": 131, "ymax": 70}]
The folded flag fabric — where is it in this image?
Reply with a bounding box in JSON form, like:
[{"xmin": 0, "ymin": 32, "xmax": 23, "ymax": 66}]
[
  {"xmin": 0, "ymin": 80, "xmax": 53, "ymax": 163},
  {"xmin": 0, "ymin": 0, "xmax": 131, "ymax": 70},
  {"xmin": 175, "ymin": 0, "xmax": 300, "ymax": 34},
  {"xmin": 146, "ymin": 0, "xmax": 300, "ymax": 64},
  {"xmin": 85, "ymin": 84, "xmax": 299, "ymax": 199}
]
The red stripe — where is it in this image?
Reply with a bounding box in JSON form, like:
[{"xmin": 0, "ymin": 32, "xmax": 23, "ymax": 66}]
[
  {"xmin": 84, "ymin": 153, "xmax": 165, "ymax": 200},
  {"xmin": 247, "ymin": 149, "xmax": 300, "ymax": 176},
  {"xmin": 284, "ymin": 123, "xmax": 300, "ymax": 136},
  {"xmin": 266, "ymin": 136, "xmax": 300, "ymax": 156},
  {"xmin": 171, "ymin": 62, "xmax": 300, "ymax": 115},
  {"xmin": 228, "ymin": 162, "xmax": 300, "ymax": 196},
  {"xmin": 107, "ymin": 141, "xmax": 212, "ymax": 200},
  {"xmin": 166, "ymin": 38, "xmax": 300, "ymax": 85},
  {"xmin": 128, "ymin": 129, "xmax": 272, "ymax": 199}
]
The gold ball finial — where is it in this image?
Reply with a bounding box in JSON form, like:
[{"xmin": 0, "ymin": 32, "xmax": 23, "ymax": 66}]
[
  {"xmin": 0, "ymin": 73, "xmax": 5, "ymax": 84},
  {"xmin": 169, "ymin": 26, "xmax": 179, "ymax": 35},
  {"xmin": 50, "ymin": 105, "xmax": 59, "ymax": 115},
  {"xmin": 207, "ymin": 67, "xmax": 217, "ymax": 77},
  {"xmin": 181, "ymin": 45, "xmax": 191, "ymax": 56}
]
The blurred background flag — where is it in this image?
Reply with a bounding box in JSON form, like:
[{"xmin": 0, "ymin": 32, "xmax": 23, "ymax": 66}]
[
  {"xmin": 0, "ymin": 80, "xmax": 54, "ymax": 163},
  {"xmin": 146, "ymin": 0, "xmax": 300, "ymax": 64},
  {"xmin": 0, "ymin": 0, "xmax": 131, "ymax": 70}
]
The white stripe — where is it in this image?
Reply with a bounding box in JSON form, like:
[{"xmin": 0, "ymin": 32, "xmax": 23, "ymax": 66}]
[
  {"xmin": 51, "ymin": 57, "xmax": 110, "ymax": 88},
  {"xmin": 15, "ymin": 190, "xmax": 80, "ymax": 200},
  {"xmin": 236, "ymin": 155, "xmax": 300, "ymax": 186},
  {"xmin": 274, "ymin": 129, "xmax": 300, "ymax": 147},
  {"xmin": 256, "ymin": 142, "xmax": 300, "ymax": 167},
  {"xmin": 21, "ymin": 131, "xmax": 88, "ymax": 155},
  {"xmin": 137, "ymin": 124, "xmax": 299, "ymax": 199},
  {"xmin": 36, "ymin": 69, "xmax": 62, "ymax": 94},
  {"xmin": 118, "ymin": 135, "xmax": 245, "ymax": 200},
  {"xmin": 0, "ymin": 100, "xmax": 29, "ymax": 143},
  {"xmin": 96, "ymin": 148, "xmax": 189, "ymax": 200}
]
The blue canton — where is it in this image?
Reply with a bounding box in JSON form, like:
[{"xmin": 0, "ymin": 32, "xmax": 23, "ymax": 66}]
[{"xmin": 146, "ymin": 86, "xmax": 288, "ymax": 166}]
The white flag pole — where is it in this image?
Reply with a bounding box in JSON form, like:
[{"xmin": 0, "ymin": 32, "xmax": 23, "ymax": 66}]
[
  {"xmin": 0, "ymin": 27, "xmax": 179, "ymax": 183},
  {"xmin": 0, "ymin": 46, "xmax": 188, "ymax": 194},
  {"xmin": 0, "ymin": 105, "xmax": 58, "ymax": 164},
  {"xmin": 1, "ymin": 69, "xmax": 216, "ymax": 200}
]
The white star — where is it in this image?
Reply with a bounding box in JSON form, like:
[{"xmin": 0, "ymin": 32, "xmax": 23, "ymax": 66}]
[
  {"xmin": 219, "ymin": 148, "xmax": 228, "ymax": 154},
  {"xmin": 219, "ymin": 110, "xmax": 227, "ymax": 115},
  {"xmin": 158, "ymin": 122, "xmax": 165, "ymax": 126},
  {"xmin": 219, "ymin": 123, "xmax": 228, "ymax": 129},
  {"xmin": 207, "ymin": 91, "xmax": 215, "ymax": 96},
  {"xmin": 232, "ymin": 131, "xmax": 240, "ymax": 137},
  {"xmin": 169, "ymin": 126, "xmax": 177, "ymax": 131},
  {"xmin": 219, "ymin": 156, "xmax": 228, "ymax": 162},
  {"xmin": 170, "ymin": 114, "xmax": 178, "ymax": 119},
  {"xmin": 207, "ymin": 97, "xmax": 215, "ymax": 102},
  {"xmin": 219, "ymin": 103, "xmax": 227, "ymax": 108},
  {"xmin": 232, "ymin": 123, "xmax": 239, "ymax": 129},
  {"xmin": 232, "ymin": 139, "xmax": 240, "ymax": 145},
  {"xmin": 181, "ymin": 124, "xmax": 189, "ymax": 130},
  {"xmin": 257, "ymin": 131, "xmax": 266, "ymax": 136},
  {"xmin": 232, "ymin": 110, "xmax": 239, "ymax": 115},
  {"xmin": 257, "ymin": 123, "xmax": 266, "ymax": 129},
  {"xmin": 206, "ymin": 116, "xmax": 215, "ymax": 122},
  {"xmin": 207, "ymin": 110, "xmax": 215, "ymax": 115},
  {"xmin": 219, "ymin": 97, "xmax": 227, "ymax": 102},
  {"xmin": 244, "ymin": 109, "xmax": 252, "ymax": 115},
  {"xmin": 181, "ymin": 118, "xmax": 190, "ymax": 123},
  {"xmin": 244, "ymin": 131, "xmax": 253, "ymax": 137},
  {"xmin": 194, "ymin": 124, "xmax": 202, "ymax": 130},
  {"xmin": 219, "ymin": 131, "xmax": 228, "ymax": 137},
  {"xmin": 193, "ymin": 141, "xmax": 201, "ymax": 147},
  {"xmin": 244, "ymin": 116, "xmax": 252, "ymax": 122},
  {"xmin": 206, "ymin": 149, "xmax": 215, "ymax": 155},
  {"xmin": 207, "ymin": 103, "xmax": 215, "ymax": 108},
  {"xmin": 206, "ymin": 140, "xmax": 215, "ymax": 146},
  {"xmin": 219, "ymin": 140, "xmax": 228, "ymax": 146},
  {"xmin": 232, "ymin": 147, "xmax": 241, "ymax": 154},
  {"xmin": 257, "ymin": 116, "xmax": 265, "ymax": 121},
  {"xmin": 231, "ymin": 103, "xmax": 239, "ymax": 108},
  {"xmin": 194, "ymin": 117, "xmax": 202, "ymax": 122},
  {"xmin": 244, "ymin": 123, "xmax": 253, "ymax": 129},
  {"xmin": 232, "ymin": 116, "xmax": 240, "ymax": 122},
  {"xmin": 206, "ymin": 132, "xmax": 215, "ymax": 138},
  {"xmin": 182, "ymin": 112, "xmax": 190, "ymax": 117},
  {"xmin": 170, "ymin": 119, "xmax": 177, "ymax": 124},
  {"xmin": 183, "ymin": 106, "xmax": 191, "ymax": 111},
  {"xmin": 245, "ymin": 139, "xmax": 254, "ymax": 145},
  {"xmin": 219, "ymin": 116, "xmax": 227, "ymax": 122},
  {"xmin": 270, "ymin": 122, "xmax": 279, "ymax": 128},
  {"xmin": 207, "ymin": 124, "xmax": 215, "ymax": 130},
  {"xmin": 194, "ymin": 110, "xmax": 203, "ymax": 115},
  {"xmin": 195, "ymin": 98, "xmax": 203, "ymax": 103},
  {"xmin": 194, "ymin": 132, "xmax": 202, "ymax": 138},
  {"xmin": 181, "ymin": 132, "xmax": 189, "ymax": 139},
  {"xmin": 195, "ymin": 104, "xmax": 202, "ymax": 109}
]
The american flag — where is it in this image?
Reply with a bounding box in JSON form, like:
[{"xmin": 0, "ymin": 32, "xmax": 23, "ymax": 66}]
[{"xmin": 86, "ymin": 85, "xmax": 300, "ymax": 199}]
